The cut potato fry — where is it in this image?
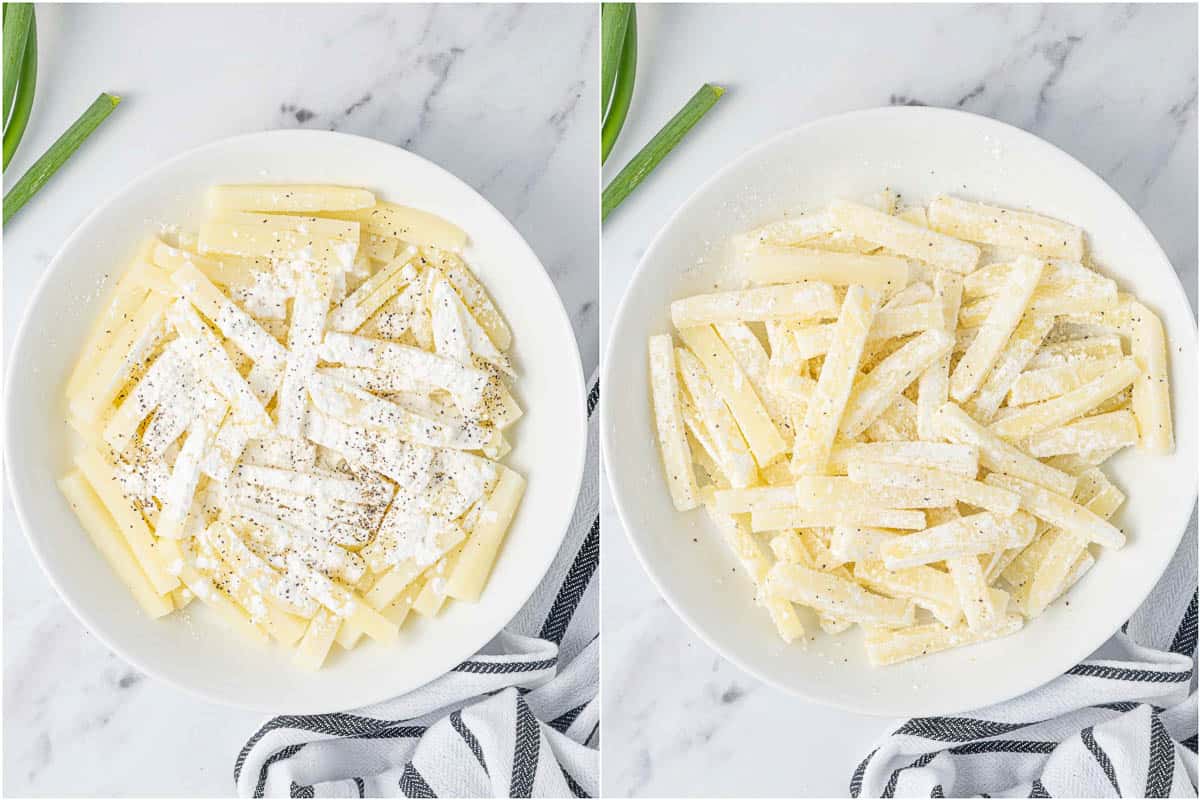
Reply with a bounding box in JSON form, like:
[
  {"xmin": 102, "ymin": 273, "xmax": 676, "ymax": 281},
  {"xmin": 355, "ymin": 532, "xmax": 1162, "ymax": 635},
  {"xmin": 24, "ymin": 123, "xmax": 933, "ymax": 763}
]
[
  {"xmin": 964, "ymin": 259, "xmax": 1100, "ymax": 299},
  {"xmin": 1007, "ymin": 358, "xmax": 1122, "ymax": 407},
  {"xmin": 928, "ymin": 195, "xmax": 1084, "ymax": 260},
  {"xmin": 946, "ymin": 556, "xmax": 1008, "ymax": 633},
  {"xmin": 66, "ymin": 255, "xmax": 157, "ymax": 399},
  {"xmin": 444, "ymin": 468, "xmax": 526, "ymax": 602},
  {"xmin": 965, "ymin": 314, "xmax": 1054, "ymax": 423},
  {"xmin": 1129, "ymin": 302, "xmax": 1173, "ymax": 453},
  {"xmin": 294, "ymin": 608, "xmax": 340, "ymax": 670},
  {"xmin": 648, "ymin": 335, "xmax": 701, "ymax": 511},
  {"xmin": 839, "ymin": 329, "xmax": 953, "ymax": 437},
  {"xmin": 58, "ymin": 472, "xmax": 173, "ymax": 618},
  {"xmin": 701, "ymin": 497, "xmax": 805, "ymax": 643},
  {"xmin": 714, "ymin": 477, "xmax": 953, "ymax": 514},
  {"xmin": 792, "ymin": 286, "xmax": 877, "ymax": 475},
  {"xmin": 791, "ymin": 302, "xmax": 941, "ymax": 359},
  {"xmin": 328, "ymin": 254, "xmax": 417, "ymax": 333},
  {"xmin": 74, "ymin": 447, "xmax": 180, "ymax": 595},
  {"xmin": 324, "ymin": 203, "xmax": 468, "ymax": 252},
  {"xmin": 676, "ymin": 347, "xmax": 758, "ymax": 487},
  {"xmin": 751, "ymin": 506, "xmax": 926, "ymax": 532},
  {"xmin": 957, "ymin": 281, "xmax": 1117, "ymax": 328},
  {"xmin": 828, "ymin": 526, "xmax": 903, "ymax": 564},
  {"xmin": 678, "ymin": 325, "xmax": 786, "ymax": 466},
  {"xmin": 716, "ymin": 322, "xmax": 795, "ymax": 444},
  {"xmin": 69, "ymin": 292, "xmax": 170, "ymax": 424},
  {"xmin": 934, "ymin": 402, "xmax": 1076, "ymax": 496},
  {"xmin": 209, "ymin": 184, "xmax": 376, "ymax": 212},
  {"xmin": 984, "ymin": 473, "xmax": 1125, "ymax": 549},
  {"xmin": 766, "ymin": 562, "xmax": 915, "ymax": 627},
  {"xmin": 739, "ymin": 245, "xmax": 908, "ymax": 292},
  {"xmin": 949, "ymin": 256, "xmax": 1043, "ymax": 403},
  {"xmin": 1028, "ymin": 335, "xmax": 1124, "ymax": 369},
  {"xmin": 828, "ymin": 199, "xmax": 980, "ymax": 273},
  {"xmin": 854, "ymin": 559, "xmax": 962, "ymax": 627},
  {"xmin": 917, "ymin": 271, "xmax": 964, "ymax": 439},
  {"xmin": 1004, "ymin": 468, "xmax": 1123, "ymax": 615},
  {"xmin": 864, "ymin": 615, "xmax": 1022, "ymax": 666},
  {"xmin": 882, "ymin": 281, "xmax": 933, "ymax": 310},
  {"xmin": 1024, "ymin": 410, "xmax": 1139, "ymax": 457},
  {"xmin": 880, "ymin": 511, "xmax": 1036, "ymax": 570},
  {"xmin": 829, "ymin": 441, "xmax": 978, "ymax": 477},
  {"xmin": 847, "ymin": 462, "xmax": 1019, "ymax": 516},
  {"xmin": 989, "ymin": 357, "xmax": 1140, "ymax": 441},
  {"xmin": 671, "ymin": 283, "xmax": 839, "ymax": 328}
]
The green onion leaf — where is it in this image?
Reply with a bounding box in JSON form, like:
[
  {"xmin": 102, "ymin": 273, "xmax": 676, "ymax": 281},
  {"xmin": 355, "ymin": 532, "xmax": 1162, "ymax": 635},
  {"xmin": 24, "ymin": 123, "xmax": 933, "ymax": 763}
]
[
  {"xmin": 602, "ymin": 82, "xmax": 724, "ymax": 221},
  {"xmin": 600, "ymin": 2, "xmax": 633, "ymax": 119},
  {"xmin": 3, "ymin": 3, "xmax": 34, "ymax": 129},
  {"xmin": 600, "ymin": 7, "xmax": 636, "ymax": 165},
  {"xmin": 4, "ymin": 92, "xmax": 121, "ymax": 224},
  {"xmin": 3, "ymin": 6, "xmax": 36, "ymax": 169}
]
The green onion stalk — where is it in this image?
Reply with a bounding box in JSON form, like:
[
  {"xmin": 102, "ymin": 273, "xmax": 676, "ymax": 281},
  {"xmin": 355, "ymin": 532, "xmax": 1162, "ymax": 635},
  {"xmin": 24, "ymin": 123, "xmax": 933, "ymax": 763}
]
[
  {"xmin": 3, "ymin": 2, "xmax": 124, "ymax": 223},
  {"xmin": 3, "ymin": 4, "xmax": 36, "ymax": 168},
  {"xmin": 602, "ymin": 82, "xmax": 724, "ymax": 221},
  {"xmin": 601, "ymin": 6, "xmax": 636, "ymax": 164},
  {"xmin": 4, "ymin": 92, "xmax": 121, "ymax": 223}
]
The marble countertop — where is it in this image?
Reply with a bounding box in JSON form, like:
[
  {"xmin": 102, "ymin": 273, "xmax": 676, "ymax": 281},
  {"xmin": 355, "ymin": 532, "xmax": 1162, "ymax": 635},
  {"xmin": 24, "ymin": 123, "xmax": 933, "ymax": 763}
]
[
  {"xmin": 2, "ymin": 4, "xmax": 596, "ymax": 795},
  {"xmin": 600, "ymin": 4, "xmax": 1196, "ymax": 797}
]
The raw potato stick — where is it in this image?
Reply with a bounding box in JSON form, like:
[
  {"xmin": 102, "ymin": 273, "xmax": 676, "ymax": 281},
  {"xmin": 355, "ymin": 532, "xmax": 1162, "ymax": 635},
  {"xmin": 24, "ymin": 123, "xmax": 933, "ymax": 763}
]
[
  {"xmin": 765, "ymin": 562, "xmax": 915, "ymax": 627},
  {"xmin": 675, "ymin": 347, "xmax": 758, "ymax": 487},
  {"xmin": 989, "ymin": 358, "xmax": 1140, "ymax": 441},
  {"xmin": 671, "ymin": 283, "xmax": 839, "ymax": 327},
  {"xmin": 880, "ymin": 511, "xmax": 1036, "ymax": 570},
  {"xmin": 738, "ymin": 245, "xmax": 909, "ymax": 292},
  {"xmin": 949, "ymin": 256, "xmax": 1044, "ymax": 403},
  {"xmin": 1024, "ymin": 410, "xmax": 1139, "ymax": 458},
  {"xmin": 1129, "ymin": 303, "xmax": 1173, "ymax": 453},
  {"xmin": 792, "ymin": 285, "xmax": 878, "ymax": 475},
  {"xmin": 864, "ymin": 615, "xmax": 1023, "ymax": 667},
  {"xmin": 966, "ymin": 314, "xmax": 1055, "ymax": 422},
  {"xmin": 934, "ymin": 402, "xmax": 1076, "ymax": 496},
  {"xmin": 917, "ymin": 271, "xmax": 964, "ymax": 439},
  {"xmin": 648, "ymin": 335, "xmax": 701, "ymax": 510},
  {"xmin": 1007, "ymin": 358, "xmax": 1123, "ymax": 407},
  {"xmin": 838, "ymin": 328, "xmax": 954, "ymax": 438},
  {"xmin": 827, "ymin": 199, "xmax": 980, "ymax": 273},
  {"xmin": 678, "ymin": 325, "xmax": 786, "ymax": 466},
  {"xmin": 985, "ymin": 473, "xmax": 1125, "ymax": 549},
  {"xmin": 928, "ymin": 195, "xmax": 1085, "ymax": 260}
]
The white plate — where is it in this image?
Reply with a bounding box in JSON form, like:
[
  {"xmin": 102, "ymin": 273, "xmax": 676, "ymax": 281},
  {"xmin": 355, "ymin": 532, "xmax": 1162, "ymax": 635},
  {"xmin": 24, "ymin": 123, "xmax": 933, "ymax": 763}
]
[
  {"xmin": 6, "ymin": 130, "xmax": 586, "ymax": 713},
  {"xmin": 602, "ymin": 107, "xmax": 1197, "ymax": 717}
]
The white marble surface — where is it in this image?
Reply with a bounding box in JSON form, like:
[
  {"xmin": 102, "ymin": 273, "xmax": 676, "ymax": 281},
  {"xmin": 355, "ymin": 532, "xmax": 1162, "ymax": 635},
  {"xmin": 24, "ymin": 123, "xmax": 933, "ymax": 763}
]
[
  {"xmin": 600, "ymin": 4, "xmax": 1196, "ymax": 797},
  {"xmin": 2, "ymin": 4, "xmax": 596, "ymax": 796}
]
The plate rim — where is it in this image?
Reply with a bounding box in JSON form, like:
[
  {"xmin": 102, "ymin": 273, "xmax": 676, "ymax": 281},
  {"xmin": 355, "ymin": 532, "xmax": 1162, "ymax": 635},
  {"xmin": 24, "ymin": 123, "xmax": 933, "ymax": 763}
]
[
  {"xmin": 601, "ymin": 105, "xmax": 1197, "ymax": 716},
  {"xmin": 5, "ymin": 127, "xmax": 588, "ymax": 713}
]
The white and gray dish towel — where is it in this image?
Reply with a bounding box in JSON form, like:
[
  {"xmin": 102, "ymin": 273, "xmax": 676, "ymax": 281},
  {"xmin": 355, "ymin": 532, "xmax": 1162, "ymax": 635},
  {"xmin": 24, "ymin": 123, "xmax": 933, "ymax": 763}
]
[
  {"xmin": 236, "ymin": 376, "xmax": 599, "ymax": 798},
  {"xmin": 853, "ymin": 514, "xmax": 1197, "ymax": 798}
]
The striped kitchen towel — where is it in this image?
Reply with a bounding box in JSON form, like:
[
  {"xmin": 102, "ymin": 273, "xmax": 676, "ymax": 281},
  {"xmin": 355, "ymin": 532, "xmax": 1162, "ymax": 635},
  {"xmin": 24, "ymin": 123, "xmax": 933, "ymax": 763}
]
[
  {"xmin": 235, "ymin": 376, "xmax": 599, "ymax": 798},
  {"xmin": 852, "ymin": 512, "xmax": 1197, "ymax": 798}
]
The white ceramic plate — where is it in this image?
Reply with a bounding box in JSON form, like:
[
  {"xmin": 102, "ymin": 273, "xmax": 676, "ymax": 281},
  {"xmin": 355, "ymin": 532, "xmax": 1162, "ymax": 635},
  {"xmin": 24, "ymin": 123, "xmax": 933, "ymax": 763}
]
[
  {"xmin": 602, "ymin": 106, "xmax": 1197, "ymax": 717},
  {"xmin": 6, "ymin": 130, "xmax": 586, "ymax": 713}
]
